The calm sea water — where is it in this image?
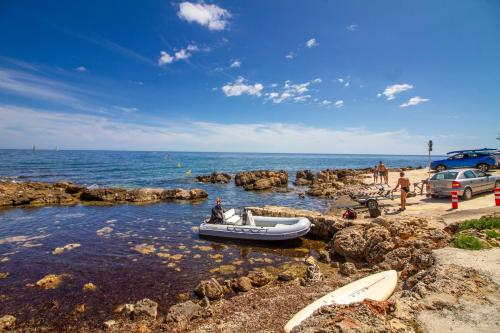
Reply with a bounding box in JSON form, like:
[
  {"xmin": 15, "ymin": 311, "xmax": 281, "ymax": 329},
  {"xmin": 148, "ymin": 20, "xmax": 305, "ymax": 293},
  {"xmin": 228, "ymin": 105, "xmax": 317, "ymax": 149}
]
[{"xmin": 0, "ymin": 150, "xmax": 437, "ymax": 329}]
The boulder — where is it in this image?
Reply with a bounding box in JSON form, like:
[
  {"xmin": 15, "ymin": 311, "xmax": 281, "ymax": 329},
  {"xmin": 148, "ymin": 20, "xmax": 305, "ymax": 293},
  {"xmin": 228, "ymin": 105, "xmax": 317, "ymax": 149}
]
[
  {"xmin": 339, "ymin": 262, "xmax": 357, "ymax": 276},
  {"xmin": 132, "ymin": 298, "xmax": 158, "ymax": 319},
  {"xmin": 331, "ymin": 225, "xmax": 367, "ymax": 261},
  {"xmin": 166, "ymin": 300, "xmax": 203, "ymax": 323},
  {"xmin": 0, "ymin": 315, "xmax": 16, "ymax": 331},
  {"xmin": 294, "ymin": 170, "xmax": 315, "ymax": 186},
  {"xmin": 194, "ymin": 279, "xmax": 224, "ymax": 300},
  {"xmin": 35, "ymin": 274, "xmax": 63, "ymax": 289},
  {"xmin": 233, "ymin": 277, "xmax": 253, "ymax": 292},
  {"xmin": 317, "ymin": 249, "xmax": 331, "ymax": 264},
  {"xmin": 103, "ymin": 320, "xmax": 117, "ymax": 329},
  {"xmin": 247, "ymin": 270, "xmax": 273, "ymax": 287}
]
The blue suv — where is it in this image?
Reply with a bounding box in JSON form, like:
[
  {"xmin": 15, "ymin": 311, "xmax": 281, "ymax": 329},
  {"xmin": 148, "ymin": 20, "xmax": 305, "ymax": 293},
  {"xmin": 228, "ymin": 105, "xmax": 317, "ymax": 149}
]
[{"xmin": 431, "ymin": 148, "xmax": 497, "ymax": 172}]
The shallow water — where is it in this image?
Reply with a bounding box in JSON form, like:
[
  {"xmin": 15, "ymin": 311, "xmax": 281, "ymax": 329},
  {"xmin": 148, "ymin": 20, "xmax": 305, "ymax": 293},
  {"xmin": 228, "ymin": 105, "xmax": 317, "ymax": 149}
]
[{"xmin": 0, "ymin": 150, "xmax": 435, "ymax": 328}]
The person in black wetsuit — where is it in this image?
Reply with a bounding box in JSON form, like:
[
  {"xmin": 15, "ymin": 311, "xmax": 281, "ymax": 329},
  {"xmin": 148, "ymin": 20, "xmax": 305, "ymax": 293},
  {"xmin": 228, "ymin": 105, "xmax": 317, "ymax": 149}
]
[{"xmin": 208, "ymin": 197, "xmax": 225, "ymax": 224}]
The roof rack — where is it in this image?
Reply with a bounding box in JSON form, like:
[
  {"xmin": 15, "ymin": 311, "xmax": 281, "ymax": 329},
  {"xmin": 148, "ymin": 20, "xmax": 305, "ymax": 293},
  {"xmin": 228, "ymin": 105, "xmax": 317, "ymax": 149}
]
[{"xmin": 446, "ymin": 148, "xmax": 497, "ymax": 155}]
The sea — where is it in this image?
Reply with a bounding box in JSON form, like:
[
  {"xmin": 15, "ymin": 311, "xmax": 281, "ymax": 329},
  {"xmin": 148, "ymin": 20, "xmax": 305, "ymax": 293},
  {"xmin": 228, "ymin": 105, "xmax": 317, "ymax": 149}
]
[{"xmin": 0, "ymin": 150, "xmax": 438, "ymax": 329}]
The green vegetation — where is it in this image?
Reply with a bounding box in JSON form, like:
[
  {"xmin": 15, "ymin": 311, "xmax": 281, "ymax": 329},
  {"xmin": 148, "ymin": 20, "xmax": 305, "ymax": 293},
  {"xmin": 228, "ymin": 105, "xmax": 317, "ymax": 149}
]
[
  {"xmin": 458, "ymin": 216, "xmax": 500, "ymax": 231},
  {"xmin": 485, "ymin": 230, "xmax": 500, "ymax": 239},
  {"xmin": 453, "ymin": 234, "xmax": 488, "ymax": 250}
]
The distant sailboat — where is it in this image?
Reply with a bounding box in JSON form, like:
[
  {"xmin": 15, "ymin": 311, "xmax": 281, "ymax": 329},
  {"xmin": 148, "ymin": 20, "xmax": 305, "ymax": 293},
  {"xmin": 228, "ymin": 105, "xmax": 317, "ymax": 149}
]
[
  {"xmin": 32, "ymin": 145, "xmax": 36, "ymax": 151},
  {"xmin": 55, "ymin": 146, "xmax": 59, "ymax": 151}
]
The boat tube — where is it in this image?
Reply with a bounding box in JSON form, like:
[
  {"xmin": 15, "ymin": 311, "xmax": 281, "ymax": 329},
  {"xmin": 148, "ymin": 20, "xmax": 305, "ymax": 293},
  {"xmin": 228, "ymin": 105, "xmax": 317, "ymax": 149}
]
[{"xmin": 199, "ymin": 208, "xmax": 311, "ymax": 241}]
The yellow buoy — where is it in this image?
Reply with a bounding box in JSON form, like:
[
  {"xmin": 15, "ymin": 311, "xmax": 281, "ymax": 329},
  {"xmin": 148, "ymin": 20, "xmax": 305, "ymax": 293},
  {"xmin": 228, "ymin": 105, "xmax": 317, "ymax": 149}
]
[
  {"xmin": 177, "ymin": 162, "xmax": 181, "ymax": 168},
  {"xmin": 186, "ymin": 169, "xmax": 191, "ymax": 176}
]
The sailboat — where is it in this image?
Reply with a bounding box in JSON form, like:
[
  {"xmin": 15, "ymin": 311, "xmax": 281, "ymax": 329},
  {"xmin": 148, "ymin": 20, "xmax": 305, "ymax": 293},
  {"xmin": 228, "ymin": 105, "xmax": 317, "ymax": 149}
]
[{"xmin": 32, "ymin": 145, "xmax": 36, "ymax": 151}]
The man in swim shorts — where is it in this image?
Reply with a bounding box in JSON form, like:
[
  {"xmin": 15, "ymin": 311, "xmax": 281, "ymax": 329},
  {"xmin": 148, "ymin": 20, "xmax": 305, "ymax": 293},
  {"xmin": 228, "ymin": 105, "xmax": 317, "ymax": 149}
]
[
  {"xmin": 377, "ymin": 161, "xmax": 388, "ymax": 185},
  {"xmin": 393, "ymin": 172, "xmax": 411, "ymax": 210}
]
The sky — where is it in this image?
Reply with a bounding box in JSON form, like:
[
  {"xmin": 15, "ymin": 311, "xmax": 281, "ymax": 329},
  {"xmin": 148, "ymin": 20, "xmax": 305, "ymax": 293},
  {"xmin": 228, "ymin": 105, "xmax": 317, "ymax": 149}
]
[{"xmin": 0, "ymin": 0, "xmax": 499, "ymax": 154}]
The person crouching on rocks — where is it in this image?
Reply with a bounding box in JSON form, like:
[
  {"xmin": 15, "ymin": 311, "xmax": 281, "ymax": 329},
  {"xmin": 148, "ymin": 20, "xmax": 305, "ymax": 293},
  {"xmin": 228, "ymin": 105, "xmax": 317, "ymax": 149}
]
[
  {"xmin": 393, "ymin": 172, "xmax": 411, "ymax": 211},
  {"xmin": 208, "ymin": 197, "xmax": 225, "ymax": 224}
]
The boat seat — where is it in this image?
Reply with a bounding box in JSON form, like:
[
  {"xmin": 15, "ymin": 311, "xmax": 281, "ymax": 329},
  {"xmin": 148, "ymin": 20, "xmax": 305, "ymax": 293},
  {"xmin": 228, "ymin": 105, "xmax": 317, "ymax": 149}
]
[
  {"xmin": 224, "ymin": 208, "xmax": 236, "ymax": 220},
  {"xmin": 246, "ymin": 210, "xmax": 256, "ymax": 226},
  {"xmin": 225, "ymin": 215, "xmax": 241, "ymax": 225}
]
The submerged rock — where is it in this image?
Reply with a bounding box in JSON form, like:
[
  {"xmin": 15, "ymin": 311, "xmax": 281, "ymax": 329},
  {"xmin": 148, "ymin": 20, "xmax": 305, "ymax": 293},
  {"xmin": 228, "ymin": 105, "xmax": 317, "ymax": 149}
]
[
  {"xmin": 83, "ymin": 282, "xmax": 97, "ymax": 292},
  {"xmin": 52, "ymin": 243, "xmax": 81, "ymax": 255},
  {"xmin": 247, "ymin": 270, "xmax": 273, "ymax": 287},
  {"xmin": 103, "ymin": 319, "xmax": 117, "ymax": 329},
  {"xmin": 235, "ymin": 170, "xmax": 288, "ymax": 191},
  {"xmin": 133, "ymin": 244, "xmax": 156, "ymax": 255},
  {"xmin": 35, "ymin": 274, "xmax": 63, "ymax": 289},
  {"xmin": 166, "ymin": 300, "xmax": 204, "ymax": 324},
  {"xmin": 233, "ymin": 277, "xmax": 253, "ymax": 292},
  {"xmin": 0, "ymin": 315, "xmax": 16, "ymax": 331}
]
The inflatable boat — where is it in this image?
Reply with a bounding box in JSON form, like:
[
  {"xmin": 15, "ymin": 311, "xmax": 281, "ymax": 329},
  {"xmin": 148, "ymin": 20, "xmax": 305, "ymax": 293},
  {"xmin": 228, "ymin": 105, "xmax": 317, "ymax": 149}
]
[{"xmin": 199, "ymin": 209, "xmax": 311, "ymax": 241}]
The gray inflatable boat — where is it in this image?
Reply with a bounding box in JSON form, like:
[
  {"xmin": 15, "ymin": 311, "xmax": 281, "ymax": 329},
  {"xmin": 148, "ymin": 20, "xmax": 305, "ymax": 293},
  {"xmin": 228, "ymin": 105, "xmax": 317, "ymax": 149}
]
[{"xmin": 199, "ymin": 209, "xmax": 311, "ymax": 241}]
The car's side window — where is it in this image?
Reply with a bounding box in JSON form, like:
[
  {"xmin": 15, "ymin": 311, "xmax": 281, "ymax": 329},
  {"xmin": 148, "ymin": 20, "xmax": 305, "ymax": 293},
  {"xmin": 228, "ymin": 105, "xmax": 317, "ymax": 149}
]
[
  {"xmin": 474, "ymin": 170, "xmax": 486, "ymax": 177},
  {"xmin": 464, "ymin": 171, "xmax": 476, "ymax": 179}
]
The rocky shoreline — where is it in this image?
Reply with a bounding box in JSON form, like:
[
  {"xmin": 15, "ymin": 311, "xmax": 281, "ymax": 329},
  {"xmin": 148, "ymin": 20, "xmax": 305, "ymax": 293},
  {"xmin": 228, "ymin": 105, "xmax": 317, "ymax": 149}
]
[{"xmin": 0, "ymin": 181, "xmax": 208, "ymax": 208}]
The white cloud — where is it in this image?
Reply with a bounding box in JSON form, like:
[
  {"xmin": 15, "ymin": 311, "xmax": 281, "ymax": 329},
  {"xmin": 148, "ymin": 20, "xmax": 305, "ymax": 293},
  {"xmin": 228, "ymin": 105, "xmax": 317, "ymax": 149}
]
[
  {"xmin": 158, "ymin": 51, "xmax": 174, "ymax": 65},
  {"xmin": 335, "ymin": 100, "xmax": 344, "ymax": 108},
  {"xmin": 344, "ymin": 82, "xmax": 350, "ymax": 87},
  {"xmin": 76, "ymin": 66, "xmax": 87, "ymax": 72},
  {"xmin": 177, "ymin": 2, "xmax": 231, "ymax": 31},
  {"xmin": 400, "ymin": 96, "xmax": 430, "ymax": 108},
  {"xmin": 293, "ymin": 95, "xmax": 311, "ymax": 103},
  {"xmin": 267, "ymin": 78, "xmax": 321, "ymax": 104},
  {"xmin": 0, "ymin": 104, "xmax": 434, "ymax": 154},
  {"xmin": 113, "ymin": 106, "xmax": 139, "ymax": 113},
  {"xmin": 380, "ymin": 83, "xmax": 413, "ymax": 100},
  {"xmin": 320, "ymin": 100, "xmax": 333, "ymax": 107},
  {"xmin": 346, "ymin": 24, "xmax": 358, "ymax": 31},
  {"xmin": 174, "ymin": 49, "xmax": 190, "ymax": 60},
  {"xmin": 230, "ymin": 60, "xmax": 241, "ymax": 68},
  {"xmin": 222, "ymin": 77, "xmax": 263, "ymax": 97},
  {"xmin": 186, "ymin": 44, "xmax": 199, "ymax": 51},
  {"xmin": 285, "ymin": 52, "xmax": 296, "ymax": 59},
  {"xmin": 306, "ymin": 38, "xmax": 319, "ymax": 48},
  {"xmin": 337, "ymin": 78, "xmax": 344, "ymax": 83}
]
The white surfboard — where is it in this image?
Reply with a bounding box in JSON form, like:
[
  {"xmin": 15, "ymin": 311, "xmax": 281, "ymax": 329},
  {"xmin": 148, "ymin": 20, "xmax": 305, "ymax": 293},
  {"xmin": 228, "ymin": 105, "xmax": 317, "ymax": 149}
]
[{"xmin": 284, "ymin": 270, "xmax": 398, "ymax": 333}]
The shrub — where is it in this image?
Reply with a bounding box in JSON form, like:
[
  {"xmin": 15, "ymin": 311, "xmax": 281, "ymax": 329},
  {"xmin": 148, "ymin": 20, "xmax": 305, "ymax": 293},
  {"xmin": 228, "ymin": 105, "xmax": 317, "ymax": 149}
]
[
  {"xmin": 453, "ymin": 234, "xmax": 487, "ymax": 250},
  {"xmin": 458, "ymin": 216, "xmax": 500, "ymax": 231},
  {"xmin": 485, "ymin": 230, "xmax": 500, "ymax": 239}
]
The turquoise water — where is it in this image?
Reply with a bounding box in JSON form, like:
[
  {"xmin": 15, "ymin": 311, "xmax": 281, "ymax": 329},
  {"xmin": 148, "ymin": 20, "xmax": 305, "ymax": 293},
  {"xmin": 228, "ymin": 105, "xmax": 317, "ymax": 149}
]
[{"xmin": 0, "ymin": 150, "xmax": 436, "ymax": 329}]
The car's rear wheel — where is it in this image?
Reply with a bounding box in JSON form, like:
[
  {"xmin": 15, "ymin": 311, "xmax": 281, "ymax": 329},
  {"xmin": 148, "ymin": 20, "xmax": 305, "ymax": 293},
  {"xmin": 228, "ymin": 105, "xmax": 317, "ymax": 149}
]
[
  {"xmin": 476, "ymin": 163, "xmax": 489, "ymax": 172},
  {"xmin": 436, "ymin": 164, "xmax": 446, "ymax": 172},
  {"xmin": 463, "ymin": 187, "xmax": 473, "ymax": 200}
]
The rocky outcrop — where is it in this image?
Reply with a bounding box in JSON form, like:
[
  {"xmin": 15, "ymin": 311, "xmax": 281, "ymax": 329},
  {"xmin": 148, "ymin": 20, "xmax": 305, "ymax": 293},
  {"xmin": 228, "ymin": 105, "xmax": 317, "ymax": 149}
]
[
  {"xmin": 329, "ymin": 216, "xmax": 450, "ymax": 273},
  {"xmin": 0, "ymin": 181, "xmax": 207, "ymax": 207},
  {"xmin": 0, "ymin": 315, "xmax": 16, "ymax": 331},
  {"xmin": 305, "ymin": 169, "xmax": 367, "ymax": 198},
  {"xmin": 246, "ymin": 205, "xmax": 352, "ymax": 240},
  {"xmin": 196, "ymin": 172, "xmax": 231, "ymax": 184},
  {"xmin": 294, "ymin": 170, "xmax": 315, "ymax": 186},
  {"xmin": 132, "ymin": 298, "xmax": 158, "ymax": 319},
  {"xmin": 235, "ymin": 170, "xmax": 288, "ymax": 191}
]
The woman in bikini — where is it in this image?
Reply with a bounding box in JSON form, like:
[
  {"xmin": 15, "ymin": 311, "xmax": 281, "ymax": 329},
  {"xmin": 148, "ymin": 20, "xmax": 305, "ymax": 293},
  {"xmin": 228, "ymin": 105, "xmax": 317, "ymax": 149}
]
[{"xmin": 393, "ymin": 171, "xmax": 410, "ymax": 211}]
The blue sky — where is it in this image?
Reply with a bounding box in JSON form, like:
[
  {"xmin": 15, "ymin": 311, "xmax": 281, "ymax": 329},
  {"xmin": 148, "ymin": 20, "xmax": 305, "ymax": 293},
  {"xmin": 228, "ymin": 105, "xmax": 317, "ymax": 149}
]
[{"xmin": 0, "ymin": 0, "xmax": 499, "ymax": 154}]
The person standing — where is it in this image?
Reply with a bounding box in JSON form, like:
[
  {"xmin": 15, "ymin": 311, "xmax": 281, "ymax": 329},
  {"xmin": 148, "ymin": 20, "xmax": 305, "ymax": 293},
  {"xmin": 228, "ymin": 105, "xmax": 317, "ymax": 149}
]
[
  {"xmin": 377, "ymin": 161, "xmax": 388, "ymax": 185},
  {"xmin": 373, "ymin": 165, "xmax": 379, "ymax": 184},
  {"xmin": 393, "ymin": 172, "xmax": 411, "ymax": 211}
]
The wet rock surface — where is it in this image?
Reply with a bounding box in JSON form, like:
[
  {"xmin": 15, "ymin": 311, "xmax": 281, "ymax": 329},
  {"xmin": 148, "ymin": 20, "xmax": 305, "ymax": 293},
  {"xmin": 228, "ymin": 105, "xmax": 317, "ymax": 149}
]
[
  {"xmin": 235, "ymin": 170, "xmax": 288, "ymax": 191},
  {"xmin": 294, "ymin": 169, "xmax": 367, "ymax": 198},
  {"xmin": 0, "ymin": 181, "xmax": 207, "ymax": 207},
  {"xmin": 196, "ymin": 172, "xmax": 231, "ymax": 184},
  {"xmin": 194, "ymin": 279, "xmax": 225, "ymax": 300}
]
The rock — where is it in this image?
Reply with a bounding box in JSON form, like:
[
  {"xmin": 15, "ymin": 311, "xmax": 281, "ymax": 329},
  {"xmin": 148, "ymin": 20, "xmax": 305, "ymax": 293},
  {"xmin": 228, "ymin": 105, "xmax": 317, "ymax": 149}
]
[
  {"xmin": 52, "ymin": 243, "xmax": 81, "ymax": 255},
  {"xmin": 278, "ymin": 270, "xmax": 295, "ymax": 282},
  {"xmin": 196, "ymin": 172, "xmax": 231, "ymax": 184},
  {"xmin": 305, "ymin": 169, "xmax": 366, "ymax": 198},
  {"xmin": 114, "ymin": 303, "xmax": 135, "ymax": 314},
  {"xmin": 317, "ymin": 250, "xmax": 331, "ymax": 264},
  {"xmin": 339, "ymin": 262, "xmax": 357, "ymax": 276},
  {"xmin": 0, "ymin": 272, "xmax": 9, "ymax": 279},
  {"xmin": 166, "ymin": 300, "xmax": 203, "ymax": 323},
  {"xmin": 133, "ymin": 244, "xmax": 156, "ymax": 255},
  {"xmin": 96, "ymin": 227, "xmax": 113, "ymax": 236},
  {"xmin": 83, "ymin": 282, "xmax": 97, "ymax": 292},
  {"xmin": 331, "ymin": 225, "xmax": 367, "ymax": 261},
  {"xmin": 0, "ymin": 181, "xmax": 77, "ymax": 207},
  {"xmin": 36, "ymin": 274, "xmax": 63, "ymax": 289},
  {"xmin": 233, "ymin": 277, "xmax": 252, "ymax": 292},
  {"xmin": 294, "ymin": 170, "xmax": 315, "ymax": 186},
  {"xmin": 247, "ymin": 270, "xmax": 272, "ymax": 287},
  {"xmin": 235, "ymin": 170, "xmax": 288, "ymax": 191},
  {"xmin": 80, "ymin": 187, "xmax": 207, "ymax": 203},
  {"xmin": 132, "ymin": 298, "xmax": 158, "ymax": 319},
  {"xmin": 103, "ymin": 319, "xmax": 117, "ymax": 329},
  {"xmin": 0, "ymin": 315, "xmax": 16, "ymax": 330},
  {"xmin": 194, "ymin": 278, "xmax": 224, "ymax": 300},
  {"xmin": 75, "ymin": 303, "xmax": 86, "ymax": 313}
]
